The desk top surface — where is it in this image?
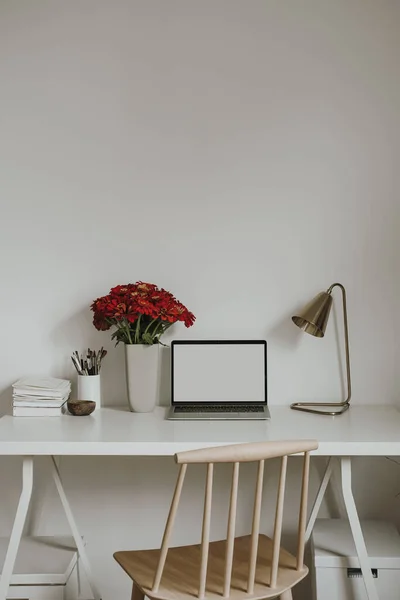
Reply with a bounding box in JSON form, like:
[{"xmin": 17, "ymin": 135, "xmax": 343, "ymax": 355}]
[{"xmin": 0, "ymin": 405, "xmax": 398, "ymax": 456}]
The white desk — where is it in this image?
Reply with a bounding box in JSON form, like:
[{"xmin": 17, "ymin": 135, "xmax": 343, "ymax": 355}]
[{"xmin": 0, "ymin": 405, "xmax": 399, "ymax": 600}]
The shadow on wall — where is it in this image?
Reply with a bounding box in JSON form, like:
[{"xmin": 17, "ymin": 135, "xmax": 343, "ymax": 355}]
[
  {"xmin": 159, "ymin": 345, "xmax": 171, "ymax": 407},
  {"xmin": 0, "ymin": 386, "xmax": 12, "ymax": 417},
  {"xmin": 267, "ymin": 307, "xmax": 305, "ymax": 350}
]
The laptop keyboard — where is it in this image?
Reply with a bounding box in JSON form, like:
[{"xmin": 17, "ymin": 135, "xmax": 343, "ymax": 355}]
[{"xmin": 174, "ymin": 405, "xmax": 264, "ymax": 413}]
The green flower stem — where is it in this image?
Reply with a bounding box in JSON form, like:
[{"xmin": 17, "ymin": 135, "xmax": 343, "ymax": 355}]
[
  {"xmin": 143, "ymin": 318, "xmax": 157, "ymax": 338},
  {"xmin": 153, "ymin": 320, "xmax": 172, "ymax": 340},
  {"xmin": 135, "ymin": 314, "xmax": 142, "ymax": 344},
  {"xmin": 151, "ymin": 321, "xmax": 163, "ymax": 340},
  {"xmin": 110, "ymin": 317, "xmax": 174, "ymax": 345},
  {"xmin": 124, "ymin": 320, "xmax": 133, "ymax": 344}
]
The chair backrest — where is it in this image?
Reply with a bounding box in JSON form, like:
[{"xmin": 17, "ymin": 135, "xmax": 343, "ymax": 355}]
[{"xmin": 152, "ymin": 439, "xmax": 318, "ymax": 599}]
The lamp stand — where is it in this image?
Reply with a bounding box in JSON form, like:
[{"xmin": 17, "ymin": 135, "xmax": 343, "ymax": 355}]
[{"xmin": 291, "ymin": 283, "xmax": 352, "ymax": 416}]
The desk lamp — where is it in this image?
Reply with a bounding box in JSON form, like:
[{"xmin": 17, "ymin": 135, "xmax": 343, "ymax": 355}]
[{"xmin": 291, "ymin": 282, "xmax": 351, "ymax": 416}]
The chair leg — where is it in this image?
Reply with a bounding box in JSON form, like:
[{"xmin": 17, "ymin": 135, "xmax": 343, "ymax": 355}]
[
  {"xmin": 131, "ymin": 583, "xmax": 145, "ymax": 600},
  {"xmin": 279, "ymin": 590, "xmax": 293, "ymax": 600}
]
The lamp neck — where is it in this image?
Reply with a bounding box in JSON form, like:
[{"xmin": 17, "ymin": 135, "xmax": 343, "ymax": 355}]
[
  {"xmin": 327, "ymin": 282, "xmax": 345, "ymax": 295},
  {"xmin": 326, "ymin": 282, "xmax": 351, "ymax": 403}
]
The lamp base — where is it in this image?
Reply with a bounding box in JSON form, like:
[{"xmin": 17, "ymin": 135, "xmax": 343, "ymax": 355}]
[{"xmin": 290, "ymin": 401, "xmax": 350, "ymax": 416}]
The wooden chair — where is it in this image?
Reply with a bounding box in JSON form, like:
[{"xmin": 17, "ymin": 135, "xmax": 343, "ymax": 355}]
[{"xmin": 114, "ymin": 439, "xmax": 318, "ymax": 600}]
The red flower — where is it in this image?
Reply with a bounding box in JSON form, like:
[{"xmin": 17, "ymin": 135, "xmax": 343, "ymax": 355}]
[
  {"xmin": 91, "ymin": 282, "xmax": 195, "ymax": 344},
  {"xmin": 93, "ymin": 312, "xmax": 111, "ymax": 331},
  {"xmin": 110, "ymin": 285, "xmax": 131, "ymax": 296}
]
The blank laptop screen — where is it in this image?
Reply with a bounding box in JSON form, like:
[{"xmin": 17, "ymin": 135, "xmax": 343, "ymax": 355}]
[{"xmin": 172, "ymin": 342, "xmax": 266, "ymax": 404}]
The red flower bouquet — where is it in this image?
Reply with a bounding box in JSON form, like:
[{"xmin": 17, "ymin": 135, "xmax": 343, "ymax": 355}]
[{"xmin": 91, "ymin": 282, "xmax": 195, "ymax": 345}]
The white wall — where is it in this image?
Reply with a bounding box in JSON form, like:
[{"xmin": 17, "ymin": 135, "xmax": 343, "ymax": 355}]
[{"xmin": 1, "ymin": 1, "xmax": 400, "ymax": 599}]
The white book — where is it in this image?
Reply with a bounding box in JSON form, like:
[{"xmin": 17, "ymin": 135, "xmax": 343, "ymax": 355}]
[
  {"xmin": 13, "ymin": 392, "xmax": 70, "ymax": 403},
  {"xmin": 13, "ymin": 390, "xmax": 71, "ymax": 397},
  {"xmin": 13, "ymin": 387, "xmax": 71, "ymax": 399},
  {"xmin": 13, "ymin": 377, "xmax": 71, "ymax": 398},
  {"xmin": 13, "ymin": 394, "xmax": 71, "ymax": 402},
  {"xmin": 13, "ymin": 397, "xmax": 68, "ymax": 408},
  {"xmin": 13, "ymin": 377, "xmax": 70, "ymax": 390},
  {"xmin": 13, "ymin": 403, "xmax": 67, "ymax": 417}
]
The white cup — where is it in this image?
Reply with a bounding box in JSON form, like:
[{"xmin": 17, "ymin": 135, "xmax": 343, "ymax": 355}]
[{"xmin": 77, "ymin": 374, "xmax": 101, "ymax": 407}]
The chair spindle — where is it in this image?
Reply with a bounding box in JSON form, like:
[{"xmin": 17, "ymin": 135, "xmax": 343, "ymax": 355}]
[
  {"xmin": 247, "ymin": 459, "xmax": 265, "ymax": 594},
  {"xmin": 223, "ymin": 461, "xmax": 240, "ymax": 597},
  {"xmin": 296, "ymin": 451, "xmax": 310, "ymax": 570},
  {"xmin": 199, "ymin": 463, "xmax": 214, "ymax": 599},
  {"xmin": 270, "ymin": 455, "xmax": 288, "ymax": 588},
  {"xmin": 152, "ymin": 463, "xmax": 187, "ymax": 593}
]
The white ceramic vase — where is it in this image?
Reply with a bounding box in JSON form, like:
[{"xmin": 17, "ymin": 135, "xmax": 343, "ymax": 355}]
[{"xmin": 125, "ymin": 344, "xmax": 159, "ymax": 413}]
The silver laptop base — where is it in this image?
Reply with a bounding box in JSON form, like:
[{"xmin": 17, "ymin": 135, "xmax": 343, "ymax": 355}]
[{"xmin": 168, "ymin": 406, "xmax": 270, "ymax": 421}]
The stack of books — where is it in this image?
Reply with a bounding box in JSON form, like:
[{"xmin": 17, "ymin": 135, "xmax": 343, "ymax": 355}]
[{"xmin": 12, "ymin": 377, "xmax": 71, "ymax": 416}]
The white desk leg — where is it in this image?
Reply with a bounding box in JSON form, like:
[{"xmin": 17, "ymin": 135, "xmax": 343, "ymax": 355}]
[
  {"xmin": 340, "ymin": 457, "xmax": 379, "ymax": 600},
  {"xmin": 51, "ymin": 457, "xmax": 102, "ymax": 600},
  {"xmin": 0, "ymin": 456, "xmax": 34, "ymax": 600},
  {"xmin": 305, "ymin": 456, "xmax": 334, "ymax": 542}
]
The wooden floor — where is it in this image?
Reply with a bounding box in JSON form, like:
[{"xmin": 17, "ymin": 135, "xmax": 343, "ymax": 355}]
[{"xmin": 114, "ymin": 534, "xmax": 307, "ymax": 600}]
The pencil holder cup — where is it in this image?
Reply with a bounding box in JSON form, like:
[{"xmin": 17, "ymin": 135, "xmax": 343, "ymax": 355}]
[{"xmin": 77, "ymin": 374, "xmax": 101, "ymax": 408}]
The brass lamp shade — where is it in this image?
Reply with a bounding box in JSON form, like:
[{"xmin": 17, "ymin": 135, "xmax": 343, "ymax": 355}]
[
  {"xmin": 292, "ymin": 292, "xmax": 333, "ymax": 338},
  {"xmin": 291, "ymin": 283, "xmax": 351, "ymax": 416}
]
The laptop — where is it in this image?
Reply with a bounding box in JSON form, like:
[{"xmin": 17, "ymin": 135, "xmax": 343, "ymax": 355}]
[{"xmin": 168, "ymin": 340, "xmax": 270, "ymax": 420}]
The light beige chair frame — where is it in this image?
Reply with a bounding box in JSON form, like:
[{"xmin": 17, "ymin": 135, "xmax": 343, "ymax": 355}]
[{"xmin": 116, "ymin": 439, "xmax": 318, "ymax": 600}]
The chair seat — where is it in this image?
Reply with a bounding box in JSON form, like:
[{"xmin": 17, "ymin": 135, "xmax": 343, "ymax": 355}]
[{"xmin": 114, "ymin": 534, "xmax": 308, "ymax": 600}]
